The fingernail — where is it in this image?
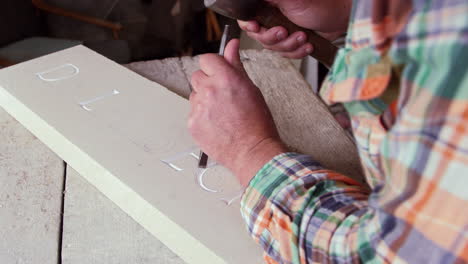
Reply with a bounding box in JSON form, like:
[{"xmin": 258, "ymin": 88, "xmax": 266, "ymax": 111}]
[
  {"xmin": 276, "ymin": 31, "xmax": 286, "ymax": 40},
  {"xmin": 297, "ymin": 35, "xmax": 305, "ymax": 43},
  {"xmin": 247, "ymin": 24, "xmax": 256, "ymax": 32}
]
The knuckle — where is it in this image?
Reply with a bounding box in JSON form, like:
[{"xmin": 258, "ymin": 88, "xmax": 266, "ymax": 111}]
[
  {"xmin": 237, "ymin": 20, "xmax": 248, "ymax": 29},
  {"xmin": 266, "ymin": 27, "xmax": 286, "ymax": 44},
  {"xmin": 187, "ymin": 116, "xmax": 195, "ymax": 130},
  {"xmin": 199, "ymin": 54, "xmax": 216, "ymax": 67},
  {"xmin": 198, "ymin": 55, "xmax": 208, "ymax": 67},
  {"xmin": 189, "ymin": 92, "xmax": 197, "ymax": 102},
  {"xmin": 287, "ymin": 39, "xmax": 302, "ymax": 51},
  {"xmin": 277, "ymin": 34, "xmax": 302, "ymax": 52},
  {"xmin": 246, "ymin": 31, "xmax": 260, "ymax": 42},
  {"xmin": 259, "ymin": 33, "xmax": 277, "ymax": 46},
  {"xmin": 219, "ymin": 72, "xmax": 235, "ymax": 86},
  {"xmin": 284, "ymin": 44, "xmax": 300, "ymax": 53},
  {"xmin": 190, "ymin": 73, "xmax": 199, "ymax": 86},
  {"xmin": 191, "ymin": 70, "xmax": 203, "ymax": 83},
  {"xmin": 204, "ymin": 85, "xmax": 216, "ymax": 99}
]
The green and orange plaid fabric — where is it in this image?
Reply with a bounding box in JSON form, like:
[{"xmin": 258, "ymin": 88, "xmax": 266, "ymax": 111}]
[{"xmin": 241, "ymin": 1, "xmax": 468, "ymax": 263}]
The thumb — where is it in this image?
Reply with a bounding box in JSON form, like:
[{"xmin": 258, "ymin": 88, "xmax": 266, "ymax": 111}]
[{"xmin": 223, "ymin": 39, "xmax": 244, "ymax": 71}]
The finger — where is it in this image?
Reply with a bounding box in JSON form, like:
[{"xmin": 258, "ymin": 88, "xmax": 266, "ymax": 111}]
[
  {"xmin": 199, "ymin": 54, "xmax": 231, "ymax": 76},
  {"xmin": 190, "ymin": 70, "xmax": 209, "ymax": 93},
  {"xmin": 264, "ymin": 31, "xmax": 307, "ymax": 52},
  {"xmin": 187, "ymin": 109, "xmax": 197, "ymax": 131},
  {"xmin": 189, "ymin": 92, "xmax": 202, "ymax": 116},
  {"xmin": 248, "ymin": 26, "xmax": 288, "ymax": 46},
  {"xmin": 189, "ymin": 90, "xmax": 197, "ymax": 103},
  {"xmin": 280, "ymin": 43, "xmax": 314, "ymax": 59},
  {"xmin": 224, "ymin": 39, "xmax": 243, "ymax": 71},
  {"xmin": 238, "ymin": 20, "xmax": 260, "ymax": 33},
  {"xmin": 190, "ymin": 100, "xmax": 203, "ymax": 119},
  {"xmin": 188, "ymin": 96, "xmax": 202, "ymax": 126}
]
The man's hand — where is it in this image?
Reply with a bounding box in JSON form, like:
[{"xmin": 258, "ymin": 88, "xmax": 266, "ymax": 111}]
[
  {"xmin": 238, "ymin": 0, "xmax": 352, "ymax": 59},
  {"xmin": 189, "ymin": 39, "xmax": 287, "ymax": 186}
]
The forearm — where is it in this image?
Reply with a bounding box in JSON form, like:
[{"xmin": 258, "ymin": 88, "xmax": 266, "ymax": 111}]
[{"xmin": 231, "ymin": 138, "xmax": 288, "ymax": 187}]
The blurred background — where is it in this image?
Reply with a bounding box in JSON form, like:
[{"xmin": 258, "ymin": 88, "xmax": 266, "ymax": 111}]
[
  {"xmin": 0, "ymin": 0, "xmax": 320, "ymax": 88},
  {"xmin": 0, "ymin": 0, "xmax": 240, "ymax": 63}
]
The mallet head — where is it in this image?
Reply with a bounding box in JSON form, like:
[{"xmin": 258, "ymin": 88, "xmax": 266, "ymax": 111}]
[{"xmin": 204, "ymin": 0, "xmax": 259, "ymax": 21}]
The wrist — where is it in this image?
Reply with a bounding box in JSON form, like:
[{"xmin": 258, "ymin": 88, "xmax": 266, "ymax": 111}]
[{"xmin": 232, "ymin": 137, "xmax": 288, "ymax": 187}]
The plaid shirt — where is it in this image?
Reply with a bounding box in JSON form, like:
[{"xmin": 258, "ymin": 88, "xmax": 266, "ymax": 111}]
[{"xmin": 241, "ymin": 1, "xmax": 468, "ymax": 263}]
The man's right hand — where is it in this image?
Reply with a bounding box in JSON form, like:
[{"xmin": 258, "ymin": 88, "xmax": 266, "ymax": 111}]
[{"xmin": 238, "ymin": 0, "xmax": 352, "ymax": 59}]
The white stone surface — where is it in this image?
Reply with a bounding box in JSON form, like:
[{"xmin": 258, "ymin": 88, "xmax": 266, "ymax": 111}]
[{"xmin": 0, "ymin": 108, "xmax": 64, "ymax": 264}]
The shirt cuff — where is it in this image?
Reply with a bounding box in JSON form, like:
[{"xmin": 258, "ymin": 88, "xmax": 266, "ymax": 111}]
[
  {"xmin": 239, "ymin": 153, "xmax": 326, "ymax": 244},
  {"xmin": 244, "ymin": 152, "xmax": 325, "ymax": 192},
  {"xmin": 241, "ymin": 153, "xmax": 325, "ymax": 213}
]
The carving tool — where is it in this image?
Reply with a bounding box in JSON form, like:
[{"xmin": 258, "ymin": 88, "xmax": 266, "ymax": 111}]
[
  {"xmin": 198, "ymin": 24, "xmax": 231, "ymax": 169},
  {"xmin": 204, "ymin": 0, "xmax": 338, "ymax": 68}
]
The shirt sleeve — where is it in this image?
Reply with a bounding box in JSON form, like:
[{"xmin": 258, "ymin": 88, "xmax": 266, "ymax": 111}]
[{"xmin": 241, "ymin": 153, "xmax": 371, "ymax": 263}]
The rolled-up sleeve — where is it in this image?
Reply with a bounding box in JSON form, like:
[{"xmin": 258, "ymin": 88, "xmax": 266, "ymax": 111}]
[{"xmin": 241, "ymin": 153, "xmax": 370, "ymax": 263}]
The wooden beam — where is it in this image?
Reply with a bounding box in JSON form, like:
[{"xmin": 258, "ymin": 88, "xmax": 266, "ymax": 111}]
[
  {"xmin": 0, "ymin": 57, "xmax": 15, "ymax": 68},
  {"xmin": 31, "ymin": 0, "xmax": 122, "ymax": 39},
  {"xmin": 206, "ymin": 9, "xmax": 222, "ymax": 41}
]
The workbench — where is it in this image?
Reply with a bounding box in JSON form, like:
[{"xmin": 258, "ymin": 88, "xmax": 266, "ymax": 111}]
[{"xmin": 0, "ymin": 50, "xmax": 359, "ymax": 263}]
